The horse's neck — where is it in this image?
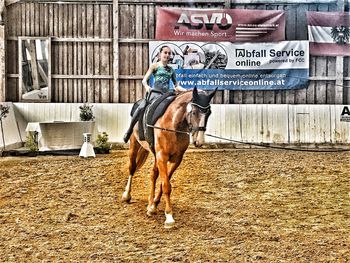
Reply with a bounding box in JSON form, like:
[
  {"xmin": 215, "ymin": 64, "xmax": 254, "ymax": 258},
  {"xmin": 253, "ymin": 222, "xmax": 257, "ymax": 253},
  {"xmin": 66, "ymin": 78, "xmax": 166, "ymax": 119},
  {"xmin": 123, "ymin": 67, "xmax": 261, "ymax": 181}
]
[
  {"xmin": 175, "ymin": 91, "xmax": 192, "ymax": 105},
  {"xmin": 168, "ymin": 93, "xmax": 192, "ymax": 130}
]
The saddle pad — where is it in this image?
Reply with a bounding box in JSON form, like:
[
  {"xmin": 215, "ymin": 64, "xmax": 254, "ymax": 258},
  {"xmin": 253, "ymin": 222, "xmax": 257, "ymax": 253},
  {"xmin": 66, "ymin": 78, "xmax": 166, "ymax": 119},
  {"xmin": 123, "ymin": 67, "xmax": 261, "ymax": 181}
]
[{"xmin": 144, "ymin": 92, "xmax": 176, "ymax": 149}]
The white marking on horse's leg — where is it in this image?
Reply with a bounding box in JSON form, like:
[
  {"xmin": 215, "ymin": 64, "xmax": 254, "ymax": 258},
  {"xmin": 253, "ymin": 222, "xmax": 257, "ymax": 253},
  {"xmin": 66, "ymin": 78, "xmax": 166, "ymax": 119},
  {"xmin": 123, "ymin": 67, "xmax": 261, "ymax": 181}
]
[
  {"xmin": 164, "ymin": 212, "xmax": 175, "ymax": 229},
  {"xmin": 197, "ymin": 130, "xmax": 205, "ymax": 145},
  {"xmin": 121, "ymin": 175, "xmax": 132, "ymax": 203},
  {"xmin": 146, "ymin": 203, "xmax": 157, "ymax": 216}
]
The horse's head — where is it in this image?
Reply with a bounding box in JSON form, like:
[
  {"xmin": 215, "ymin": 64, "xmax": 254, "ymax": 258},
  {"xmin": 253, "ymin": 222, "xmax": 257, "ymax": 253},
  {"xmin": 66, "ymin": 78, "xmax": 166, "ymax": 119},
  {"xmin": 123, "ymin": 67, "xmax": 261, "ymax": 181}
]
[{"xmin": 186, "ymin": 87, "xmax": 217, "ymax": 147}]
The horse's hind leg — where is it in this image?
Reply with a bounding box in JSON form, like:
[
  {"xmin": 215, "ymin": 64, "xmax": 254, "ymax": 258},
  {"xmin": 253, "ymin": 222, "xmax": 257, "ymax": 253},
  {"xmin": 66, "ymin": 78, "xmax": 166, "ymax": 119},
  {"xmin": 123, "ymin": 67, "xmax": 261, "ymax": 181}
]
[
  {"xmin": 147, "ymin": 160, "xmax": 159, "ymax": 216},
  {"xmin": 121, "ymin": 136, "xmax": 148, "ymax": 203}
]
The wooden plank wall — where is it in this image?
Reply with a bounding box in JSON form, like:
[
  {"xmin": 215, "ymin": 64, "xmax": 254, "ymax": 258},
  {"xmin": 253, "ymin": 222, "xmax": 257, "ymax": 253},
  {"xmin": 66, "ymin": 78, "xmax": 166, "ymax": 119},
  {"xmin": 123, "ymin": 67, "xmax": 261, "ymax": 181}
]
[
  {"xmin": 6, "ymin": 2, "xmax": 113, "ymax": 103},
  {"xmin": 118, "ymin": 0, "xmax": 350, "ymax": 104},
  {"xmin": 5, "ymin": 0, "xmax": 350, "ymax": 104}
]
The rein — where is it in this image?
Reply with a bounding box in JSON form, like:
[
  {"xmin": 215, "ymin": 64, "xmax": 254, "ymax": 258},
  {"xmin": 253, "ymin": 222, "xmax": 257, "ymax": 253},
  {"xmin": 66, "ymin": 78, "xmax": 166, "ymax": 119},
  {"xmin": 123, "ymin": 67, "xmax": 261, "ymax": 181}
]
[
  {"xmin": 146, "ymin": 123, "xmax": 190, "ymax": 135},
  {"xmin": 146, "ymin": 101, "xmax": 211, "ymax": 134}
]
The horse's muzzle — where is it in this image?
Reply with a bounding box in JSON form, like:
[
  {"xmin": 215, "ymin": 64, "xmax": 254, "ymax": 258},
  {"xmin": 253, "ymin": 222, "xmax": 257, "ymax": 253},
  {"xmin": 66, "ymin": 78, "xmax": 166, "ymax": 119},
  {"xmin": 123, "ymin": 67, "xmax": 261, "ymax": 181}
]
[
  {"xmin": 192, "ymin": 131, "xmax": 205, "ymax": 148},
  {"xmin": 194, "ymin": 140, "xmax": 202, "ymax": 148}
]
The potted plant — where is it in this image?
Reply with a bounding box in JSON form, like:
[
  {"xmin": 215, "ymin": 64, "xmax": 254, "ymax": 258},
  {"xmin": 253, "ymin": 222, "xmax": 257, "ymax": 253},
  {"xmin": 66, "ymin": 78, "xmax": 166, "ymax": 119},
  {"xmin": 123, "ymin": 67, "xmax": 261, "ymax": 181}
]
[
  {"xmin": 79, "ymin": 103, "xmax": 95, "ymax": 121},
  {"xmin": 95, "ymin": 132, "xmax": 111, "ymax": 154}
]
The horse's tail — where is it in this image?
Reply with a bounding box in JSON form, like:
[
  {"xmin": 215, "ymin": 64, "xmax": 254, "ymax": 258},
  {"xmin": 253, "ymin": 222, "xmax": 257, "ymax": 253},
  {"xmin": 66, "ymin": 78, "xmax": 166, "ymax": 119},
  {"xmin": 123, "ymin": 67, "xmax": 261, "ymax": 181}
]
[{"xmin": 136, "ymin": 147, "xmax": 149, "ymax": 171}]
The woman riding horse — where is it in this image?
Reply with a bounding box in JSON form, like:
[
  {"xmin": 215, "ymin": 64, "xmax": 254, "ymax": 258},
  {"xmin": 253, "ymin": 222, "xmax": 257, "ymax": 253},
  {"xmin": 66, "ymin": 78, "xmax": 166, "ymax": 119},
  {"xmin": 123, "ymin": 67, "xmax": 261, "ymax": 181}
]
[
  {"xmin": 123, "ymin": 45, "xmax": 186, "ymax": 143},
  {"xmin": 122, "ymin": 86, "xmax": 217, "ymax": 228}
]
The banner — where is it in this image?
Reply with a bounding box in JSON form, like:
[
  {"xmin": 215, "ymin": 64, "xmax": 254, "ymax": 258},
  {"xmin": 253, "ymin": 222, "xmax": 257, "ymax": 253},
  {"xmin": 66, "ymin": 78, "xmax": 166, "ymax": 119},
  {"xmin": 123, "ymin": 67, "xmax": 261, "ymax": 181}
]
[
  {"xmin": 237, "ymin": 0, "xmax": 337, "ymax": 2},
  {"xmin": 149, "ymin": 41, "xmax": 309, "ymax": 90},
  {"xmin": 156, "ymin": 8, "xmax": 285, "ymax": 42},
  {"xmin": 307, "ymin": 11, "xmax": 350, "ymax": 56}
]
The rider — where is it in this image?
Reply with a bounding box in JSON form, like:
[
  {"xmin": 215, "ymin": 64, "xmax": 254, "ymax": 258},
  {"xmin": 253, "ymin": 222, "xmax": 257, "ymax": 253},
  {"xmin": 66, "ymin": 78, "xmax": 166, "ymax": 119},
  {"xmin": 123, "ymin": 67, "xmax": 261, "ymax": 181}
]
[{"xmin": 123, "ymin": 45, "xmax": 186, "ymax": 143}]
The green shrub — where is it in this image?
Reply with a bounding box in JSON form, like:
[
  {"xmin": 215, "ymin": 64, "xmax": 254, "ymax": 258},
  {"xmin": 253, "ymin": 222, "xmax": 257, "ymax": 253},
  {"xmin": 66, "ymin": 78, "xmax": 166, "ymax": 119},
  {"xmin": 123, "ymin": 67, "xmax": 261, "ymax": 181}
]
[
  {"xmin": 25, "ymin": 132, "xmax": 39, "ymax": 152},
  {"xmin": 95, "ymin": 132, "xmax": 111, "ymax": 153}
]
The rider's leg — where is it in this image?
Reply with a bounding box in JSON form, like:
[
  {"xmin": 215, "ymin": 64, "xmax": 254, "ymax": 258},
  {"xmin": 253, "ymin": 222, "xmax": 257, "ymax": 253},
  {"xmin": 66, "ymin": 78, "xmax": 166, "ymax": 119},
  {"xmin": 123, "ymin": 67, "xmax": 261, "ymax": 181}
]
[{"xmin": 123, "ymin": 100, "xmax": 146, "ymax": 143}]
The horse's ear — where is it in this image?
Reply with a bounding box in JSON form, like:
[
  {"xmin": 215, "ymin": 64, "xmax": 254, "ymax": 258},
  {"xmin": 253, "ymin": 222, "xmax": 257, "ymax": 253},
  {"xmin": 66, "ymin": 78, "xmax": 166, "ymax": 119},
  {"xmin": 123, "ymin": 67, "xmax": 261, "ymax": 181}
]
[
  {"xmin": 208, "ymin": 87, "xmax": 218, "ymax": 101},
  {"xmin": 193, "ymin": 86, "xmax": 199, "ymax": 100}
]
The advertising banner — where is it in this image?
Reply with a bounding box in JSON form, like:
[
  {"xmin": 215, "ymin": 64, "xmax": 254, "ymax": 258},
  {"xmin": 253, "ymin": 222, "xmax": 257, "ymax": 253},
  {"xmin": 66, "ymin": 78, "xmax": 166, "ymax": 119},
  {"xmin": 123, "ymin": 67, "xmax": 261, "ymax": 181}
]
[
  {"xmin": 307, "ymin": 11, "xmax": 350, "ymax": 56},
  {"xmin": 156, "ymin": 8, "xmax": 285, "ymax": 42},
  {"xmin": 237, "ymin": 0, "xmax": 337, "ymax": 2},
  {"xmin": 149, "ymin": 41, "xmax": 309, "ymax": 90}
]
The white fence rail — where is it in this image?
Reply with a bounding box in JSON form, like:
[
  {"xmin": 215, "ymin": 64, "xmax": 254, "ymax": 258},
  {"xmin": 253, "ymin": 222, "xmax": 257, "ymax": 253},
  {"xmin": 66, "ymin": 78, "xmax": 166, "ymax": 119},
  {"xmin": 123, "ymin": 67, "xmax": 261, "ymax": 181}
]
[
  {"xmin": 1, "ymin": 103, "xmax": 349, "ymax": 149},
  {"xmin": 208, "ymin": 104, "xmax": 350, "ymax": 144},
  {"xmin": 0, "ymin": 103, "xmax": 23, "ymax": 149}
]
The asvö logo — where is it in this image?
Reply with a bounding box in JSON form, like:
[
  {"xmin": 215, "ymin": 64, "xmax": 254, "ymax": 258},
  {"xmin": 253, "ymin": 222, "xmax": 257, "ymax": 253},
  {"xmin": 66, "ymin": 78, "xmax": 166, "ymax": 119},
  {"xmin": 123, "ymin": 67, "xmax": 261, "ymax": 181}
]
[{"xmin": 175, "ymin": 12, "xmax": 232, "ymax": 30}]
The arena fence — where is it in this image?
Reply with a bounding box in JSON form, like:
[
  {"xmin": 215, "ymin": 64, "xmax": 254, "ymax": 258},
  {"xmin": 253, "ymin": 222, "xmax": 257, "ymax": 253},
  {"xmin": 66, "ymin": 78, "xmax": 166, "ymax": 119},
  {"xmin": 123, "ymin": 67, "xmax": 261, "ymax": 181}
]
[{"xmin": 1, "ymin": 103, "xmax": 348, "ymax": 149}]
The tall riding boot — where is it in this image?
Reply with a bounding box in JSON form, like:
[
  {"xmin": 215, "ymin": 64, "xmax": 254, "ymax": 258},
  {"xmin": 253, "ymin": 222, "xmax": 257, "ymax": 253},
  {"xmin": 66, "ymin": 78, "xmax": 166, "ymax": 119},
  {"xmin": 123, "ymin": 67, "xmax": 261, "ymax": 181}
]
[{"xmin": 123, "ymin": 105, "xmax": 143, "ymax": 143}]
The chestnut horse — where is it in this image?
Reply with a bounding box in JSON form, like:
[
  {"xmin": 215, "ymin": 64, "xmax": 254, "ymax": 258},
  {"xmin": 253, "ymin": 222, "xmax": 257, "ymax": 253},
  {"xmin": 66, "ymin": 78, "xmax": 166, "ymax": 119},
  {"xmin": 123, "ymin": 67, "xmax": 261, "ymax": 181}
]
[{"xmin": 121, "ymin": 87, "xmax": 217, "ymax": 228}]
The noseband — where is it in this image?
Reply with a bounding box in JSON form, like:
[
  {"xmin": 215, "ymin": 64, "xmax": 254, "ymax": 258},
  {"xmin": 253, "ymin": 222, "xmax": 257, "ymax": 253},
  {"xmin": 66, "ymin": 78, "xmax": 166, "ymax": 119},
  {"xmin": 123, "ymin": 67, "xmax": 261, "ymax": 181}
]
[{"xmin": 188, "ymin": 102, "xmax": 211, "ymax": 133}]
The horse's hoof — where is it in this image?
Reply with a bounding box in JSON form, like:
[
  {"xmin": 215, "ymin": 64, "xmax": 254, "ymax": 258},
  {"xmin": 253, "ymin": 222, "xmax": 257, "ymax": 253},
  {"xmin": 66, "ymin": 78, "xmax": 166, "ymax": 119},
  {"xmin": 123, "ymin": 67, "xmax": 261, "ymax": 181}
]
[
  {"xmin": 164, "ymin": 220, "xmax": 175, "ymax": 229},
  {"xmin": 146, "ymin": 204, "xmax": 157, "ymax": 216},
  {"xmin": 121, "ymin": 192, "xmax": 131, "ymax": 203},
  {"xmin": 164, "ymin": 213, "xmax": 175, "ymax": 229}
]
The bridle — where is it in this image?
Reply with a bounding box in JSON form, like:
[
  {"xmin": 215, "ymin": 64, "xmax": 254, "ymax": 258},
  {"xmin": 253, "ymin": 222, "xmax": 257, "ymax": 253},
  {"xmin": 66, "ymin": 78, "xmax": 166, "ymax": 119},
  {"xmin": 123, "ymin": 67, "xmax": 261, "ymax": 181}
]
[
  {"xmin": 146, "ymin": 100, "xmax": 212, "ymax": 135},
  {"xmin": 187, "ymin": 102, "xmax": 212, "ymax": 133}
]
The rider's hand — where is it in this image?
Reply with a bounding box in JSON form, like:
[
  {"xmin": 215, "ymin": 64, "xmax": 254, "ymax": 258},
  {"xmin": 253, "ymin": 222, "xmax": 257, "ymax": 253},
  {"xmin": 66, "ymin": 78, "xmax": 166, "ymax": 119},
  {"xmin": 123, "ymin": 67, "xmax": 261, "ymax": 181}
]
[{"xmin": 145, "ymin": 85, "xmax": 151, "ymax": 92}]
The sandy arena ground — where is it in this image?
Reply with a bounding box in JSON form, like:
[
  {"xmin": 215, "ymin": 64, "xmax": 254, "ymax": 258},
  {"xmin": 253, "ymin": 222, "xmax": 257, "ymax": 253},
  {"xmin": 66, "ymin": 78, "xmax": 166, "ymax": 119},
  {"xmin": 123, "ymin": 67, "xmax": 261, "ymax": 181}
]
[{"xmin": 0, "ymin": 149, "xmax": 349, "ymax": 262}]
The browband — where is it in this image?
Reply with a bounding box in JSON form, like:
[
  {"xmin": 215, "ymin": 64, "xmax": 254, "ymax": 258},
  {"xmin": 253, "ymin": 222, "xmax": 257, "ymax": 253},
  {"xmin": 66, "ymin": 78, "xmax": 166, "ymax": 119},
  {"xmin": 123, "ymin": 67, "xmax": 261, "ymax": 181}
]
[{"xmin": 191, "ymin": 102, "xmax": 211, "ymax": 110}]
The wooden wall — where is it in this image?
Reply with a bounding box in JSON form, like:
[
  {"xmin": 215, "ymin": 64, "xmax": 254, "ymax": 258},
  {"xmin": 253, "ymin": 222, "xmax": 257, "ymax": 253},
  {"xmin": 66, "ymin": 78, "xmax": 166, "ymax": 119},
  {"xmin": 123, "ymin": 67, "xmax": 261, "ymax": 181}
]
[
  {"xmin": 6, "ymin": 2, "xmax": 113, "ymax": 102},
  {"xmin": 4, "ymin": 0, "xmax": 350, "ymax": 104}
]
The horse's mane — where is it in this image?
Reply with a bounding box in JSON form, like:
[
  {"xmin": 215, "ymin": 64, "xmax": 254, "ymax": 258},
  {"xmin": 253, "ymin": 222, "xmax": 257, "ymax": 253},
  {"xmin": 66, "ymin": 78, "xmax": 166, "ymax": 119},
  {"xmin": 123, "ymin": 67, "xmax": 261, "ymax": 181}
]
[
  {"xmin": 176, "ymin": 90, "xmax": 192, "ymax": 96},
  {"xmin": 174, "ymin": 88, "xmax": 208, "ymax": 105},
  {"xmin": 173, "ymin": 90, "xmax": 192, "ymax": 108}
]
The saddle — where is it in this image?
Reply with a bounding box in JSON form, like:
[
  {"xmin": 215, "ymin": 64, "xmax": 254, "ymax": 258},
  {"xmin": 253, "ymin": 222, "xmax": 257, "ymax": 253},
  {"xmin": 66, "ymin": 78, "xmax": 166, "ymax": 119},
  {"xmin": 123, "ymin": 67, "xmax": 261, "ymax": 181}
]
[{"xmin": 132, "ymin": 90, "xmax": 176, "ymax": 149}]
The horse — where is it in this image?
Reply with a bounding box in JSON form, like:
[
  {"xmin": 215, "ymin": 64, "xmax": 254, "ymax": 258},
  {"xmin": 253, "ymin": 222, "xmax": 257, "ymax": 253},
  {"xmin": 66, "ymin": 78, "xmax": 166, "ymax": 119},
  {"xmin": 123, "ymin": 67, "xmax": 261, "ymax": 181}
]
[{"xmin": 121, "ymin": 87, "xmax": 217, "ymax": 228}]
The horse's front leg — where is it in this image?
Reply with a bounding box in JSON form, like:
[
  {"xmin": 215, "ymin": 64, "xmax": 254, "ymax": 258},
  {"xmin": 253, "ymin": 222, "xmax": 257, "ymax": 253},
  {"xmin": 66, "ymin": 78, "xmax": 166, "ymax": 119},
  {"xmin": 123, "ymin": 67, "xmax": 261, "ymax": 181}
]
[
  {"xmin": 147, "ymin": 161, "xmax": 159, "ymax": 216},
  {"xmin": 153, "ymin": 181, "xmax": 163, "ymax": 208},
  {"xmin": 153, "ymin": 155, "xmax": 182, "ymax": 207},
  {"xmin": 157, "ymin": 152, "xmax": 175, "ymax": 228}
]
